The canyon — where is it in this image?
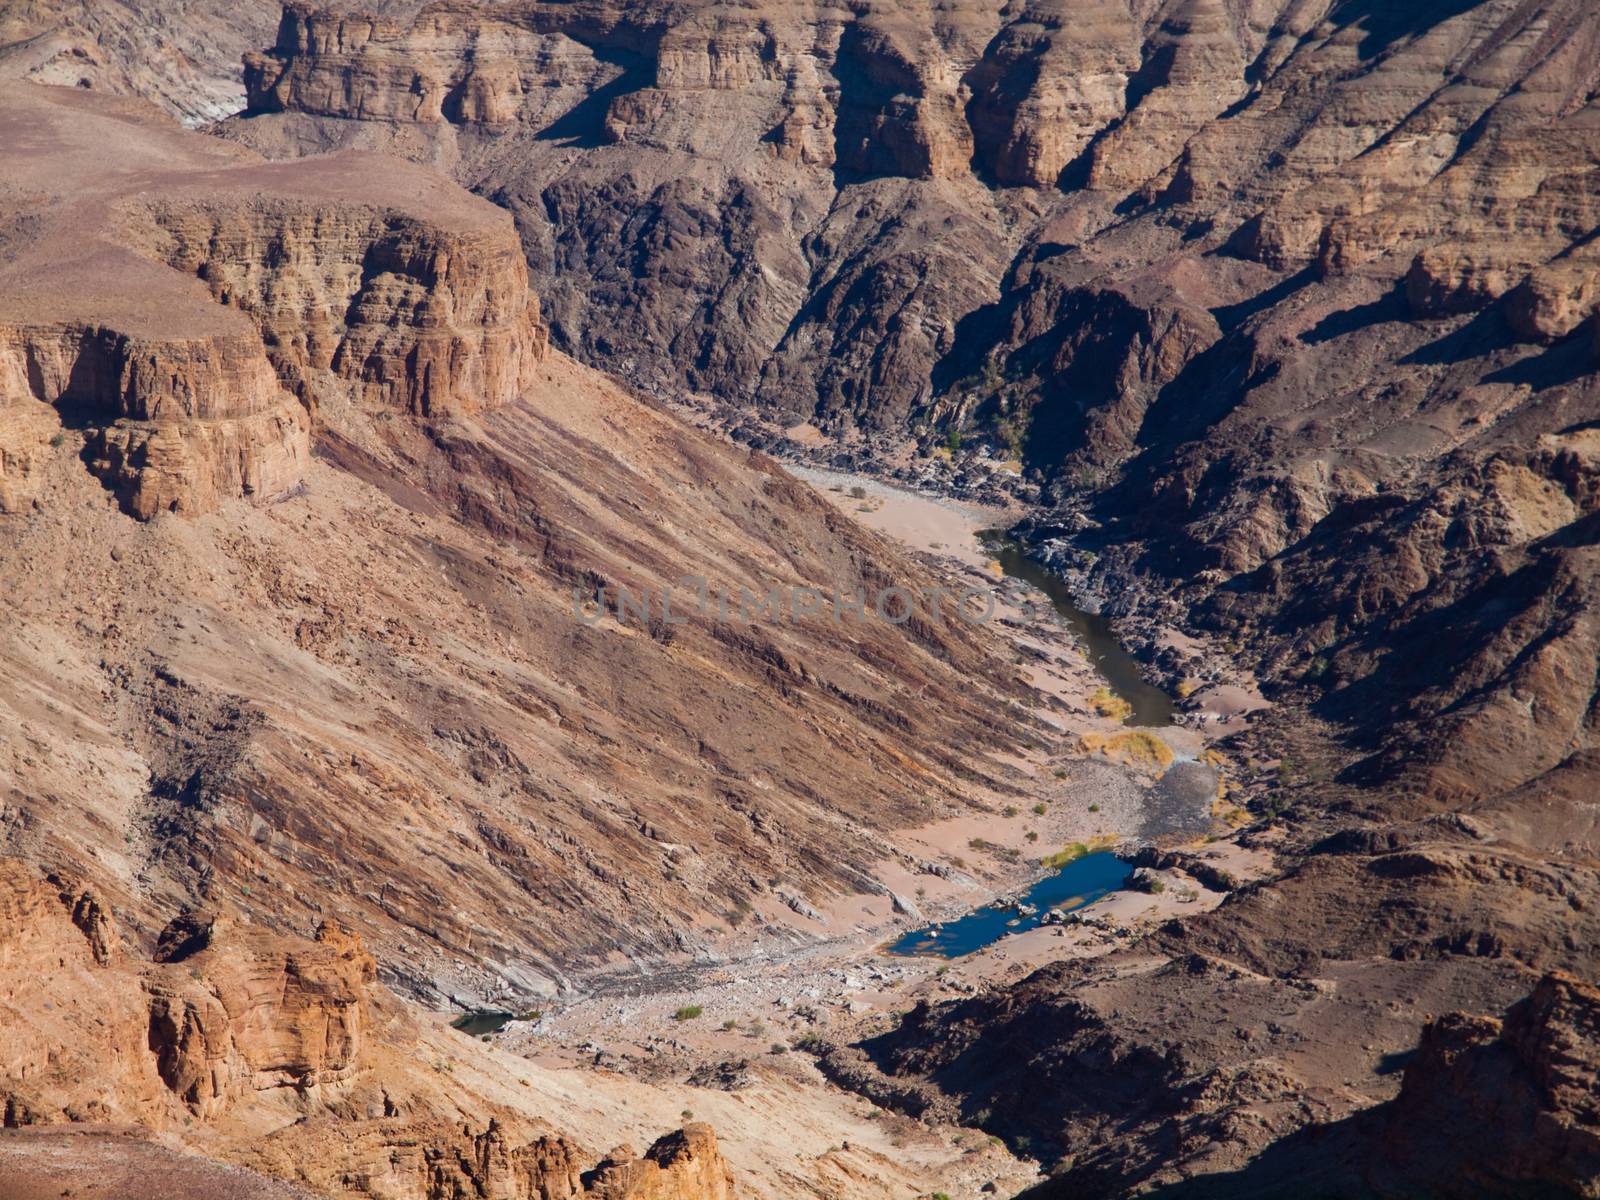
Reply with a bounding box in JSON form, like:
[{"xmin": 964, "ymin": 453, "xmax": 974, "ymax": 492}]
[
  {"xmin": 2, "ymin": 0, "xmax": 1600, "ymax": 1197},
  {"xmin": 0, "ymin": 77, "xmax": 1077, "ymax": 1199},
  {"xmin": 217, "ymin": 0, "xmax": 1600, "ymax": 802}
]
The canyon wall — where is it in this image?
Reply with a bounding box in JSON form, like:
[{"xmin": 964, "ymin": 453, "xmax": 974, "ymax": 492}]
[
  {"xmin": 1, "ymin": 79, "xmax": 1036, "ymax": 1021},
  {"xmin": 0, "ymin": 83, "xmax": 544, "ymax": 520},
  {"xmin": 221, "ymin": 0, "xmax": 1600, "ymax": 806},
  {"xmin": 0, "ymin": 857, "xmax": 735, "ymax": 1200}
]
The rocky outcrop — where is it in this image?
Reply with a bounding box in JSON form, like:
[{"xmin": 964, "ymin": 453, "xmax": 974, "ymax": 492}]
[
  {"xmin": 964, "ymin": 1, "xmax": 1139, "ymax": 188},
  {"xmin": 0, "ymin": 321, "xmax": 310, "ymax": 518},
  {"xmin": 0, "ymin": 856, "xmax": 741, "ymax": 1197},
  {"xmin": 128, "ymin": 189, "xmax": 547, "ymax": 417},
  {"xmin": 245, "ymin": 1117, "xmax": 735, "ymax": 1200},
  {"xmin": 0, "ymin": 82, "xmax": 544, "ymax": 520},
  {"xmin": 0, "ymin": 859, "xmax": 375, "ymax": 1126},
  {"xmin": 585, "ymin": 1126, "xmax": 735, "ymax": 1200},
  {"xmin": 145, "ymin": 915, "xmax": 375, "ymax": 1117},
  {"xmin": 1371, "ymin": 973, "xmax": 1600, "ymax": 1197}
]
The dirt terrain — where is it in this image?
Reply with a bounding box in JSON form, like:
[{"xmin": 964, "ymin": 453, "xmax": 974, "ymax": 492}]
[
  {"xmin": 0, "ymin": 77, "xmax": 1231, "ymax": 1200},
  {"xmin": 3, "ymin": 1, "xmax": 1600, "ymax": 1197}
]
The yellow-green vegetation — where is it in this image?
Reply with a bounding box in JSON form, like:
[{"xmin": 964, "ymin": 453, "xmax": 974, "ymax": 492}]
[
  {"xmin": 1043, "ymin": 839, "xmax": 1105, "ymax": 867},
  {"xmin": 1039, "ymin": 835, "xmax": 1115, "ymax": 868},
  {"xmin": 673, "ymin": 1005, "xmax": 704, "ymax": 1021},
  {"xmin": 1078, "ymin": 730, "xmax": 1175, "ymax": 773},
  {"xmin": 1089, "ymin": 687, "xmax": 1134, "ymax": 720},
  {"xmin": 1176, "ymin": 678, "xmax": 1200, "ymax": 699}
]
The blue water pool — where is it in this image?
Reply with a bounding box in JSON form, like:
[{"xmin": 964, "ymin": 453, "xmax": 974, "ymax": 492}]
[{"xmin": 885, "ymin": 851, "xmax": 1127, "ymax": 958}]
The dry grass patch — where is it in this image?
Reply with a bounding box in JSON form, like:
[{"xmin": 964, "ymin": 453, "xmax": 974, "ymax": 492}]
[
  {"xmin": 1078, "ymin": 730, "xmax": 1174, "ymax": 774},
  {"xmin": 1089, "ymin": 687, "xmax": 1134, "ymax": 721}
]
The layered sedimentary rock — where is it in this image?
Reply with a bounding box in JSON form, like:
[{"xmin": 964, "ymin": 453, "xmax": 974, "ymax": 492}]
[
  {"xmin": 227, "ymin": 0, "xmax": 1021, "ymax": 426},
  {"xmin": 0, "ymin": 857, "xmax": 736, "ymax": 1200},
  {"xmin": 0, "ymin": 0, "xmax": 280, "ymax": 123},
  {"xmin": 0, "ymin": 305, "xmax": 310, "ymax": 520},
  {"xmin": 0, "ymin": 82, "xmax": 543, "ymax": 519},
  {"xmin": 0, "ymin": 859, "xmax": 371, "ymax": 1127},
  {"xmin": 1, "ymin": 80, "xmax": 1035, "ymax": 1017}
]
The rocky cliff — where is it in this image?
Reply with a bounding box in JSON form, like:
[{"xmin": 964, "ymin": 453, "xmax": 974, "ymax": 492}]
[
  {"xmin": 224, "ymin": 0, "xmax": 1600, "ymax": 437},
  {"xmin": 0, "ymin": 859, "xmax": 372, "ymax": 1128},
  {"xmin": 0, "ymin": 83, "xmax": 545, "ymax": 520},
  {"xmin": 220, "ymin": 0, "xmax": 1600, "ymax": 803},
  {"xmin": 0, "ymin": 856, "xmax": 736, "ymax": 1200}
]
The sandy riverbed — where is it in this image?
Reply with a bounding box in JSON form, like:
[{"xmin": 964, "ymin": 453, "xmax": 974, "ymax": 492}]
[{"xmin": 460, "ymin": 465, "xmax": 1262, "ymax": 1200}]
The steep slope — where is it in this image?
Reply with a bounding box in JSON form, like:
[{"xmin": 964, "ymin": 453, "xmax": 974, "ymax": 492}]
[
  {"xmin": 0, "ymin": 81, "xmax": 1038, "ymax": 1015},
  {"xmin": 218, "ymin": 0, "xmax": 1600, "ymax": 807},
  {"xmin": 0, "ymin": 0, "xmax": 279, "ymax": 123}
]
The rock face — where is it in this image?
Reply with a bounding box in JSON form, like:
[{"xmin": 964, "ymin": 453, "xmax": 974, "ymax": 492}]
[
  {"xmin": 0, "ymin": 82, "xmax": 543, "ymax": 519},
  {"xmin": 583, "ymin": 1126, "xmax": 735, "ymax": 1200},
  {"xmin": 1371, "ymin": 973, "xmax": 1600, "ymax": 1198},
  {"xmin": 0, "ymin": 856, "xmax": 735, "ymax": 1199},
  {"xmin": 240, "ymin": 1116, "xmax": 735, "ymax": 1200},
  {"xmin": 217, "ymin": 0, "xmax": 1600, "ymax": 806},
  {"xmin": 144, "ymin": 915, "xmax": 375, "ymax": 1117},
  {"xmin": 129, "ymin": 188, "xmax": 547, "ymax": 418},
  {"xmin": 0, "ymin": 0, "xmax": 280, "ymax": 123},
  {"xmin": 227, "ymin": 0, "xmax": 1018, "ymax": 428},
  {"xmin": 0, "ymin": 860, "xmax": 371, "ymax": 1127}
]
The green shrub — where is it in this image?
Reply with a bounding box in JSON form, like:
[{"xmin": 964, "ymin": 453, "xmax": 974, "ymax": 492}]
[
  {"xmin": 673, "ymin": 1005, "xmax": 703, "ymax": 1021},
  {"xmin": 1041, "ymin": 843, "xmax": 1091, "ymax": 868}
]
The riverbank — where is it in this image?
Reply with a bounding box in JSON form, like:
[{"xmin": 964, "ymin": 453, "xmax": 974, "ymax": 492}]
[{"xmin": 447, "ymin": 461, "xmax": 1271, "ymax": 1199}]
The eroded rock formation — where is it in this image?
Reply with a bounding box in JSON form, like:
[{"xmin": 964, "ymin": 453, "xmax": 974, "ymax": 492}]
[
  {"xmin": 0, "ymin": 82, "xmax": 543, "ymax": 519},
  {"xmin": 1, "ymin": 78, "xmax": 1036, "ymax": 1025},
  {"xmin": 0, "ymin": 857, "xmax": 736, "ymax": 1199},
  {"xmin": 1371, "ymin": 972, "xmax": 1600, "ymax": 1197},
  {"xmin": 0, "ymin": 860, "xmax": 371, "ymax": 1127}
]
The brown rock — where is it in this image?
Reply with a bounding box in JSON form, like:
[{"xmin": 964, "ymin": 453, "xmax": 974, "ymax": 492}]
[
  {"xmin": 1373, "ymin": 973, "xmax": 1600, "ymax": 1197},
  {"xmin": 0, "ymin": 81, "xmax": 544, "ymax": 519},
  {"xmin": 585, "ymin": 1125, "xmax": 735, "ymax": 1200}
]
